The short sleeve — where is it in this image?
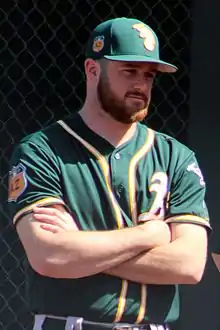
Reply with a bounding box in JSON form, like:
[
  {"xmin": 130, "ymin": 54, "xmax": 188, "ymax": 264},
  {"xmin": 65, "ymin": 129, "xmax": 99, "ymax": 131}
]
[
  {"xmin": 165, "ymin": 152, "xmax": 211, "ymax": 231},
  {"xmin": 8, "ymin": 140, "xmax": 66, "ymax": 225}
]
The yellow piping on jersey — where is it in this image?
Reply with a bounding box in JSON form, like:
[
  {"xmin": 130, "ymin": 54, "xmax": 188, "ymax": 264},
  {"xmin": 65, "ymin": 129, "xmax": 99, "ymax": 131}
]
[
  {"xmin": 114, "ymin": 279, "xmax": 128, "ymax": 322},
  {"xmin": 128, "ymin": 128, "xmax": 155, "ymax": 323},
  {"xmin": 58, "ymin": 120, "xmax": 127, "ymax": 322},
  {"xmin": 165, "ymin": 214, "xmax": 211, "ymax": 228},
  {"xmin": 58, "ymin": 120, "xmax": 124, "ymax": 229},
  {"xmin": 13, "ymin": 197, "xmax": 65, "ymax": 225},
  {"xmin": 136, "ymin": 284, "xmax": 147, "ymax": 324}
]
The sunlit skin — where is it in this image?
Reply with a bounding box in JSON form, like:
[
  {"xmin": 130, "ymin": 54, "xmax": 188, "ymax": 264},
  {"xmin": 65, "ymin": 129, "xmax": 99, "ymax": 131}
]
[{"xmin": 79, "ymin": 59, "xmax": 158, "ymax": 147}]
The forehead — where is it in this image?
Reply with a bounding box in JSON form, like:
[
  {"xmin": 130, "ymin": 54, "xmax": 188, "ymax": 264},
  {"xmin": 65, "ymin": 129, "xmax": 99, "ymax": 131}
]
[{"xmin": 108, "ymin": 60, "xmax": 158, "ymax": 72}]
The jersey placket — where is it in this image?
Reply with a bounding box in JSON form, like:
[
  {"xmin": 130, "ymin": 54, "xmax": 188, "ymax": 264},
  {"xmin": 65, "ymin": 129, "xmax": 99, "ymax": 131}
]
[
  {"xmin": 109, "ymin": 150, "xmax": 126, "ymax": 201},
  {"xmin": 109, "ymin": 149, "xmax": 131, "ymax": 323}
]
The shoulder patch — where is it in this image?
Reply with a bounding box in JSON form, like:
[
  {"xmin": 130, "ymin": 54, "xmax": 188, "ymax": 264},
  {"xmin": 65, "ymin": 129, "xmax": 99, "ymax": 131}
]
[
  {"xmin": 8, "ymin": 163, "xmax": 28, "ymax": 202},
  {"xmin": 187, "ymin": 162, "xmax": 205, "ymax": 186},
  {"xmin": 92, "ymin": 35, "xmax": 105, "ymax": 52}
]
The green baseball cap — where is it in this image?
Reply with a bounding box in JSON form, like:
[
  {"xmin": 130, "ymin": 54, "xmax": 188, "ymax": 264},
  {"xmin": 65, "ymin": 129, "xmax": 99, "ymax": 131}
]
[{"xmin": 85, "ymin": 17, "xmax": 177, "ymax": 73}]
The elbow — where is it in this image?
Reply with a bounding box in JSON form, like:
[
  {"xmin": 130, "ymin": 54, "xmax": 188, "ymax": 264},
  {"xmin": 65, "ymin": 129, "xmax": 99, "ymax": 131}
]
[
  {"xmin": 27, "ymin": 250, "xmax": 85, "ymax": 279},
  {"xmin": 179, "ymin": 258, "xmax": 206, "ymax": 284},
  {"xmin": 27, "ymin": 254, "xmax": 73, "ymax": 278},
  {"xmin": 32, "ymin": 261, "xmax": 56, "ymax": 278},
  {"xmin": 28, "ymin": 256, "xmax": 59, "ymax": 277},
  {"xmin": 182, "ymin": 268, "xmax": 204, "ymax": 284}
]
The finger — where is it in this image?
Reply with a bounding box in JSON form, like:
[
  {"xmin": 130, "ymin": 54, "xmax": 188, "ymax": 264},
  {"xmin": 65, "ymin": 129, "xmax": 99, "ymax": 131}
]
[
  {"xmin": 138, "ymin": 214, "xmax": 156, "ymax": 222},
  {"xmin": 138, "ymin": 213, "xmax": 163, "ymax": 222},
  {"xmin": 33, "ymin": 207, "xmax": 68, "ymax": 222},
  {"xmin": 52, "ymin": 205, "xmax": 75, "ymax": 222},
  {"xmin": 33, "ymin": 213, "xmax": 65, "ymax": 227},
  {"xmin": 71, "ymin": 222, "xmax": 79, "ymax": 230},
  {"xmin": 33, "ymin": 213, "xmax": 57, "ymax": 221},
  {"xmin": 33, "ymin": 207, "xmax": 61, "ymax": 215},
  {"xmin": 34, "ymin": 206, "xmax": 70, "ymax": 218},
  {"xmin": 40, "ymin": 224, "xmax": 63, "ymax": 233},
  {"xmin": 33, "ymin": 206, "xmax": 79, "ymax": 229},
  {"xmin": 33, "ymin": 206, "xmax": 73, "ymax": 223}
]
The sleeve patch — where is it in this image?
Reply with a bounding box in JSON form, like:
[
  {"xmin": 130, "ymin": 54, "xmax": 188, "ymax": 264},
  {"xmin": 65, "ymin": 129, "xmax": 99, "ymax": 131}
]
[
  {"xmin": 8, "ymin": 163, "xmax": 28, "ymax": 202},
  {"xmin": 186, "ymin": 162, "xmax": 205, "ymax": 186}
]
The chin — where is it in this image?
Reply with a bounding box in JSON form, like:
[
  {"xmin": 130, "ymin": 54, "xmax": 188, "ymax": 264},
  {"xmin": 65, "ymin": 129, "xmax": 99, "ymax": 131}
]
[{"xmin": 130, "ymin": 108, "xmax": 148, "ymax": 123}]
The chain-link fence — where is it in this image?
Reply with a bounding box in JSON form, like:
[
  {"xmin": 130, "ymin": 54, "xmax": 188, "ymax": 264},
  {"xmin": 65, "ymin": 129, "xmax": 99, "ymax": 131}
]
[{"xmin": 0, "ymin": 1, "xmax": 192, "ymax": 329}]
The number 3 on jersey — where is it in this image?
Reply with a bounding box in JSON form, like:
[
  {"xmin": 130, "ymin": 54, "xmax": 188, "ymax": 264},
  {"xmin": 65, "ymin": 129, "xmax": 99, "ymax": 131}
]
[
  {"xmin": 148, "ymin": 172, "xmax": 168, "ymax": 216},
  {"xmin": 138, "ymin": 172, "xmax": 169, "ymax": 222},
  {"xmin": 149, "ymin": 172, "xmax": 168, "ymax": 216}
]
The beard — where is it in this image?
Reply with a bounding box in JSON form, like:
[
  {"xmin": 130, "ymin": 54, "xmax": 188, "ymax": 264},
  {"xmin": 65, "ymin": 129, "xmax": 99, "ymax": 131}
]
[{"xmin": 97, "ymin": 74, "xmax": 150, "ymax": 124}]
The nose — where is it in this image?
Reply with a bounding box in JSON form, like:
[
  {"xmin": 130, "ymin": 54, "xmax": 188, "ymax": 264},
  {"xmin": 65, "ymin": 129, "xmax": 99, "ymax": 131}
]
[
  {"xmin": 132, "ymin": 80, "xmax": 150, "ymax": 94},
  {"xmin": 132, "ymin": 75, "xmax": 151, "ymax": 93}
]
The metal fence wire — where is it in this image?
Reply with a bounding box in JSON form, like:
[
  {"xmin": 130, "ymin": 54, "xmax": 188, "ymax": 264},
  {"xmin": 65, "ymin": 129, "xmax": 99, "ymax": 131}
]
[{"xmin": 0, "ymin": 1, "xmax": 192, "ymax": 329}]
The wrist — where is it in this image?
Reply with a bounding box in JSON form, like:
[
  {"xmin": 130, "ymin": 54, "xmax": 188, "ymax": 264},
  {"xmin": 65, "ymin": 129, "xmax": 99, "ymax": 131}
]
[
  {"xmin": 135, "ymin": 221, "xmax": 171, "ymax": 250},
  {"xmin": 131, "ymin": 225, "xmax": 152, "ymax": 250}
]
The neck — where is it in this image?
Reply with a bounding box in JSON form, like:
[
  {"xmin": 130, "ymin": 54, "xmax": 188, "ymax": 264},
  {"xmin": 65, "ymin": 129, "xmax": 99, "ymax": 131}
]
[{"xmin": 79, "ymin": 104, "xmax": 137, "ymax": 147}]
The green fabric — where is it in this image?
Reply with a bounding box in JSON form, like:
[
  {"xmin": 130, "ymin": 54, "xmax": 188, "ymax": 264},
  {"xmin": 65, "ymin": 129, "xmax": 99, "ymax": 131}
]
[
  {"xmin": 8, "ymin": 113, "xmax": 210, "ymax": 324},
  {"xmin": 85, "ymin": 17, "xmax": 177, "ymax": 73}
]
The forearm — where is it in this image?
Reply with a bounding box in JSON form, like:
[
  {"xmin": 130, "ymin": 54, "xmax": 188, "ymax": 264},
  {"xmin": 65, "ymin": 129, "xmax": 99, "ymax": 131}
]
[
  {"xmin": 20, "ymin": 222, "xmax": 150, "ymax": 279},
  {"xmin": 105, "ymin": 237, "xmax": 207, "ymax": 284},
  {"xmin": 18, "ymin": 211, "xmax": 171, "ymax": 279},
  {"xmin": 45, "ymin": 228, "xmax": 145, "ymax": 277}
]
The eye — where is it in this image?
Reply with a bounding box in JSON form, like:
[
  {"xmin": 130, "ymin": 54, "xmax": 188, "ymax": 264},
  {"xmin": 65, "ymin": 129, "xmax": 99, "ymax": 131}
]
[
  {"xmin": 144, "ymin": 72, "xmax": 156, "ymax": 80},
  {"xmin": 123, "ymin": 69, "xmax": 137, "ymax": 75}
]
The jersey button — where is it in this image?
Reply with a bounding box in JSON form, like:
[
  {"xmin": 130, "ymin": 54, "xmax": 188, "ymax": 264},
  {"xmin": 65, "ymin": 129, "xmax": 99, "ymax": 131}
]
[{"xmin": 115, "ymin": 153, "xmax": 120, "ymax": 160}]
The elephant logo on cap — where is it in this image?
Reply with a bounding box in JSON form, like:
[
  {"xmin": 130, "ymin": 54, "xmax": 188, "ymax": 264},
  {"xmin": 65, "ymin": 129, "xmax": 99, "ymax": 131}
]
[{"xmin": 132, "ymin": 23, "xmax": 156, "ymax": 52}]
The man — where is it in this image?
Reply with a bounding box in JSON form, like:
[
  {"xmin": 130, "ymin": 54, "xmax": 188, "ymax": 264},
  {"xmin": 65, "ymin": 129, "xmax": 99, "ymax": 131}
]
[{"xmin": 8, "ymin": 17, "xmax": 210, "ymax": 330}]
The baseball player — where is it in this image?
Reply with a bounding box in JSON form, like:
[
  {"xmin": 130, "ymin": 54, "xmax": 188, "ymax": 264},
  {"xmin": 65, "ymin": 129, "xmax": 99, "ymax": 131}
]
[{"xmin": 8, "ymin": 18, "xmax": 210, "ymax": 330}]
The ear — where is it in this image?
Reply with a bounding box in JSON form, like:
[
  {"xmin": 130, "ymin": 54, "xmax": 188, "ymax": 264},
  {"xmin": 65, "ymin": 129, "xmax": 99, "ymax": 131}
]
[{"xmin": 84, "ymin": 59, "xmax": 100, "ymax": 80}]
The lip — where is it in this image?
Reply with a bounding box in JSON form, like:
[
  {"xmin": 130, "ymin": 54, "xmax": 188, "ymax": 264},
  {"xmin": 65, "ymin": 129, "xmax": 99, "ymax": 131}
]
[{"xmin": 127, "ymin": 95, "xmax": 146, "ymax": 101}]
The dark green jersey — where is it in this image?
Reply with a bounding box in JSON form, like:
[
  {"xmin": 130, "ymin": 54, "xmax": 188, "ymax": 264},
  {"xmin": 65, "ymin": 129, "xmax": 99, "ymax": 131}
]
[{"xmin": 8, "ymin": 113, "xmax": 210, "ymax": 324}]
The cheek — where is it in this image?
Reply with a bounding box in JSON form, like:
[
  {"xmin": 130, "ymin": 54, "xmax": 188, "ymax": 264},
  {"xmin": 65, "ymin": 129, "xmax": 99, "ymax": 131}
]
[
  {"xmin": 108, "ymin": 72, "xmax": 127, "ymax": 93},
  {"xmin": 110, "ymin": 82, "xmax": 126, "ymax": 99}
]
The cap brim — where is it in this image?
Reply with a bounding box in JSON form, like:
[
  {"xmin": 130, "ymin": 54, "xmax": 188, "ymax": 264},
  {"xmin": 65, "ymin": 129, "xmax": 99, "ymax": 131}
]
[{"xmin": 104, "ymin": 55, "xmax": 178, "ymax": 73}]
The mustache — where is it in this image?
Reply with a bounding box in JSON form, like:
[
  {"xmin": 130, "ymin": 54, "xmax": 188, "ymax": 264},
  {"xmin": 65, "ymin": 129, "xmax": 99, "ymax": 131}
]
[{"xmin": 126, "ymin": 92, "xmax": 148, "ymax": 103}]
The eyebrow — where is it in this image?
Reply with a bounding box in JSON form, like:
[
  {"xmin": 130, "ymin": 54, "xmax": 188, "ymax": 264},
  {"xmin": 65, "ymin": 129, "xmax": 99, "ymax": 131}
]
[{"xmin": 120, "ymin": 63, "xmax": 157, "ymax": 72}]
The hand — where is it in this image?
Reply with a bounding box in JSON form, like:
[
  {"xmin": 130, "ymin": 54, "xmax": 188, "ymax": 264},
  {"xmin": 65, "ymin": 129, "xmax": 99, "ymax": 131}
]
[
  {"xmin": 139, "ymin": 219, "xmax": 171, "ymax": 248},
  {"xmin": 138, "ymin": 213, "xmax": 164, "ymax": 222},
  {"xmin": 32, "ymin": 205, "xmax": 78, "ymax": 233}
]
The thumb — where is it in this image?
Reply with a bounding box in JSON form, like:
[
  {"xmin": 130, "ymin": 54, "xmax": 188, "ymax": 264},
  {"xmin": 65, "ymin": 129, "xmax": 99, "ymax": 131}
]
[{"xmin": 138, "ymin": 213, "xmax": 163, "ymax": 222}]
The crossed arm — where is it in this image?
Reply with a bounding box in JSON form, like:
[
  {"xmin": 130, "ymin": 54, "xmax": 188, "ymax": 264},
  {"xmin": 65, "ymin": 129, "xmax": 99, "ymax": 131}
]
[
  {"xmin": 104, "ymin": 222, "xmax": 207, "ymax": 284},
  {"xmin": 16, "ymin": 205, "xmax": 208, "ymax": 285}
]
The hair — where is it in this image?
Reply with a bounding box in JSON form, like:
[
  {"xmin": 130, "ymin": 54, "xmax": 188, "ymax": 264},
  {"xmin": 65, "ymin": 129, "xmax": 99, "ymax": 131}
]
[{"xmin": 97, "ymin": 58, "xmax": 108, "ymax": 75}]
